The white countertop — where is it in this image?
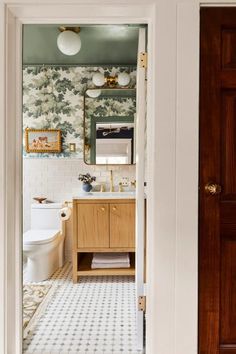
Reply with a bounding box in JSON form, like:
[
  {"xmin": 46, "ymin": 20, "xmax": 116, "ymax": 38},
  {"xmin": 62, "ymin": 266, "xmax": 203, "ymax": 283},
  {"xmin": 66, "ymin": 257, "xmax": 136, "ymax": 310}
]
[{"xmin": 73, "ymin": 191, "xmax": 136, "ymax": 199}]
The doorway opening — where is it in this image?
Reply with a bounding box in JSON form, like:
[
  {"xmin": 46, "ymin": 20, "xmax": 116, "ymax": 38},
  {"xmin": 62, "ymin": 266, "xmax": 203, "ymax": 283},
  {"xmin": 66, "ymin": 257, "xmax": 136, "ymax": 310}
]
[{"xmin": 22, "ymin": 23, "xmax": 147, "ymax": 353}]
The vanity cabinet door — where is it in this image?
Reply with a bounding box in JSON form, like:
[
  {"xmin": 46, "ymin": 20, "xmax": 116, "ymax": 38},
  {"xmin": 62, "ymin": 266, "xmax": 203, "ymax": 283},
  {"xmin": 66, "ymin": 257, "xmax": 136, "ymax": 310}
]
[
  {"xmin": 110, "ymin": 203, "xmax": 135, "ymax": 248},
  {"xmin": 77, "ymin": 203, "xmax": 109, "ymax": 248}
]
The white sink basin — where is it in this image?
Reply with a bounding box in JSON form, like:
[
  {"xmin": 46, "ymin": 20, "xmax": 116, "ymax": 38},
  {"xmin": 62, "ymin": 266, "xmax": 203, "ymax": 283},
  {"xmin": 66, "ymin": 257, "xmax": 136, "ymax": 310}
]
[{"xmin": 73, "ymin": 191, "xmax": 136, "ymax": 199}]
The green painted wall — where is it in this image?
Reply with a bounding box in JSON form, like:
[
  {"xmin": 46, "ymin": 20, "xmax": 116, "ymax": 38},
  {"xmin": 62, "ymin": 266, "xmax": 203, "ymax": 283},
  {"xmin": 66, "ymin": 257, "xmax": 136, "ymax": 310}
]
[{"xmin": 23, "ymin": 25, "xmax": 139, "ymax": 65}]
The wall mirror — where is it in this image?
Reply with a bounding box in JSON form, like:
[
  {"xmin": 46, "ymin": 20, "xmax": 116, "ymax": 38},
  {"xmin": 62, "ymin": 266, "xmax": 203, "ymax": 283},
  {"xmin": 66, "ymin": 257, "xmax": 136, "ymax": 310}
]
[{"xmin": 84, "ymin": 88, "xmax": 136, "ymax": 165}]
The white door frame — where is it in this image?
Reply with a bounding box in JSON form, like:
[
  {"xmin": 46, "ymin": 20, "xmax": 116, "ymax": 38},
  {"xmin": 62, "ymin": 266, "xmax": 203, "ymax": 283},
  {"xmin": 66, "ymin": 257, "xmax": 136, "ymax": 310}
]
[
  {"xmin": 136, "ymin": 26, "xmax": 146, "ymax": 350},
  {"xmin": 1, "ymin": 3, "xmax": 156, "ymax": 354},
  {"xmin": 2, "ymin": 0, "xmax": 225, "ymax": 353}
]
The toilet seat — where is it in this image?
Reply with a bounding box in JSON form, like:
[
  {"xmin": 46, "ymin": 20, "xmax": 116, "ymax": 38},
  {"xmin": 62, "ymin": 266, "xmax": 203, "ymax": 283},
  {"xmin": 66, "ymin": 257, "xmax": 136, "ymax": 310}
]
[{"xmin": 24, "ymin": 229, "xmax": 60, "ymax": 245}]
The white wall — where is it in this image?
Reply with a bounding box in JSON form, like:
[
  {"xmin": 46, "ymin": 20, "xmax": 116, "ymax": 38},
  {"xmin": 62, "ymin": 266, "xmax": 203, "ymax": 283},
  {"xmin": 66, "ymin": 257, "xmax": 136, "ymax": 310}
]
[{"xmin": 23, "ymin": 158, "xmax": 135, "ymax": 259}]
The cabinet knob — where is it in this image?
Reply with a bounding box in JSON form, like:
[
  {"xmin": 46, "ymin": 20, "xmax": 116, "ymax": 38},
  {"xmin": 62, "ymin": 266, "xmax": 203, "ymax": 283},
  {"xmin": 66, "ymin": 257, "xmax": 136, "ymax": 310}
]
[
  {"xmin": 112, "ymin": 206, "xmax": 117, "ymax": 211},
  {"xmin": 101, "ymin": 207, "xmax": 105, "ymax": 211}
]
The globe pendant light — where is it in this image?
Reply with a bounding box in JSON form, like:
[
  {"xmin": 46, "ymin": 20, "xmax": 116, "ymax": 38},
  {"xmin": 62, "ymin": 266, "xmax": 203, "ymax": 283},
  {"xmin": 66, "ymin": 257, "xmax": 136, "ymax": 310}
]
[
  {"xmin": 57, "ymin": 27, "xmax": 81, "ymax": 56},
  {"xmin": 92, "ymin": 72, "xmax": 106, "ymax": 87},
  {"xmin": 117, "ymin": 72, "xmax": 130, "ymax": 86}
]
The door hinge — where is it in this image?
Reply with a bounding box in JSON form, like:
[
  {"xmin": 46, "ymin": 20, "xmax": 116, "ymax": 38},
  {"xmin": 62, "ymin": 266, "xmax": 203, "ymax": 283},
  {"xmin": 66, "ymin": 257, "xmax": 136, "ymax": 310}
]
[
  {"xmin": 138, "ymin": 295, "xmax": 146, "ymax": 312},
  {"xmin": 139, "ymin": 52, "xmax": 147, "ymax": 69}
]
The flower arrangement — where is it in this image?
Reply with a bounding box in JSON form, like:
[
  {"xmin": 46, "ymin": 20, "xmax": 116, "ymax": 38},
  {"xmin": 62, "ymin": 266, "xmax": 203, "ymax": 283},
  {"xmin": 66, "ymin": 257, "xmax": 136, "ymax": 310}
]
[{"xmin": 78, "ymin": 173, "xmax": 96, "ymax": 184}]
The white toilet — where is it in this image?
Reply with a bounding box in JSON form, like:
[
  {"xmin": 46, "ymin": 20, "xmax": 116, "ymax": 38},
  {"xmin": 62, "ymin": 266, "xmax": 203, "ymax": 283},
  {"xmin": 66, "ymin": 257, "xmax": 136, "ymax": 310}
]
[{"xmin": 23, "ymin": 202, "xmax": 65, "ymax": 282}]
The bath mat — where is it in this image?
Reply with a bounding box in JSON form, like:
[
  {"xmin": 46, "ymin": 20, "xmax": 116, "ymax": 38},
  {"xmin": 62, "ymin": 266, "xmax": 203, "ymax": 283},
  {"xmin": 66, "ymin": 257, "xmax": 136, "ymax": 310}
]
[{"xmin": 23, "ymin": 283, "xmax": 59, "ymax": 338}]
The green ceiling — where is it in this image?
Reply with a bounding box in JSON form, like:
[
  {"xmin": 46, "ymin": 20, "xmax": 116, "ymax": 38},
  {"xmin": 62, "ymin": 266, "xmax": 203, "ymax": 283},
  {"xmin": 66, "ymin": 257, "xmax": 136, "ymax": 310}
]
[{"xmin": 23, "ymin": 25, "xmax": 140, "ymax": 65}]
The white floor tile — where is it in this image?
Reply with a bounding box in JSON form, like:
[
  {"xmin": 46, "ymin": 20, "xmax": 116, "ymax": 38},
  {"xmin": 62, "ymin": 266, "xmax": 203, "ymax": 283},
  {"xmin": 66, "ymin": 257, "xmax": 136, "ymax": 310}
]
[{"xmin": 23, "ymin": 262, "xmax": 144, "ymax": 354}]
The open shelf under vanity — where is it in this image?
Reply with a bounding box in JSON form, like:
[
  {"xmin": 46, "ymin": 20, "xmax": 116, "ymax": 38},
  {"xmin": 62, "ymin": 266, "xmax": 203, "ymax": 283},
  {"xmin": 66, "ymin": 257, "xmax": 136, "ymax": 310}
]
[{"xmin": 76, "ymin": 252, "xmax": 135, "ymax": 277}]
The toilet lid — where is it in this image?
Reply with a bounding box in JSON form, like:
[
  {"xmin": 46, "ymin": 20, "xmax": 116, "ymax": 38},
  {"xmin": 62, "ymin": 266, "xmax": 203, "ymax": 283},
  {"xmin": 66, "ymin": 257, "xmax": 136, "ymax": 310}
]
[{"xmin": 23, "ymin": 229, "xmax": 60, "ymax": 245}]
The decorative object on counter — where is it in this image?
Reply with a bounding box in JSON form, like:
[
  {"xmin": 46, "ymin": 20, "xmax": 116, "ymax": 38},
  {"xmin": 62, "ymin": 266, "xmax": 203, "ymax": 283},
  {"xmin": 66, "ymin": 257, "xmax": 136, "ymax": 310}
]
[
  {"xmin": 130, "ymin": 180, "xmax": 136, "ymax": 188},
  {"xmin": 25, "ymin": 129, "xmax": 61, "ymax": 153},
  {"xmin": 78, "ymin": 173, "xmax": 96, "ymax": 192},
  {"xmin": 33, "ymin": 197, "xmax": 47, "ymax": 204}
]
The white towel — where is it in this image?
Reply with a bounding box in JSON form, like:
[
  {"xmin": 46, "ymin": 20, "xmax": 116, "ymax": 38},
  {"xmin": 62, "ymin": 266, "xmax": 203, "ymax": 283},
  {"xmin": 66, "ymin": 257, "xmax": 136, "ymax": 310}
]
[
  {"xmin": 92, "ymin": 252, "xmax": 130, "ymax": 264},
  {"xmin": 91, "ymin": 262, "xmax": 130, "ymax": 269}
]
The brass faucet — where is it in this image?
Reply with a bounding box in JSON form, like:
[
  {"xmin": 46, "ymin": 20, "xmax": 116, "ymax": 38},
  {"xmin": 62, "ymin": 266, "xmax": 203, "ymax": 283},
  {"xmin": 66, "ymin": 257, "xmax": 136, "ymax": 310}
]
[{"xmin": 110, "ymin": 170, "xmax": 114, "ymax": 192}]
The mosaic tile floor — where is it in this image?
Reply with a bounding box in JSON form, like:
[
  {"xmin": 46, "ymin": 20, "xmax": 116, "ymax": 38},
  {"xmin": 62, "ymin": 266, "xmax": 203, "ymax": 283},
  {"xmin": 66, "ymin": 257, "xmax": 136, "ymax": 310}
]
[{"xmin": 23, "ymin": 262, "xmax": 143, "ymax": 354}]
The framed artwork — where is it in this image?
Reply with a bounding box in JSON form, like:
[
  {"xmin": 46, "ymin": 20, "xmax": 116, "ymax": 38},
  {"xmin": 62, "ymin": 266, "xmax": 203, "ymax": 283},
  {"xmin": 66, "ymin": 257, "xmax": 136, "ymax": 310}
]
[{"xmin": 25, "ymin": 129, "xmax": 62, "ymax": 153}]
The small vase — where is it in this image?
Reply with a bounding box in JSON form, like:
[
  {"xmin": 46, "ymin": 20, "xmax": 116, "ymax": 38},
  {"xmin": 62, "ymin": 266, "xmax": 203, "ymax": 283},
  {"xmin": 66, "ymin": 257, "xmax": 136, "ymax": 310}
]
[{"xmin": 82, "ymin": 183, "xmax": 93, "ymax": 192}]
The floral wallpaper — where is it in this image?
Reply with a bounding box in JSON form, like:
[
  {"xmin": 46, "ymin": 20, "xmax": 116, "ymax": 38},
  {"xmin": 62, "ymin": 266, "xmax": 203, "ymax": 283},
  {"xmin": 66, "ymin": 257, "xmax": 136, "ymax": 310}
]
[{"xmin": 23, "ymin": 66, "xmax": 136, "ymax": 158}]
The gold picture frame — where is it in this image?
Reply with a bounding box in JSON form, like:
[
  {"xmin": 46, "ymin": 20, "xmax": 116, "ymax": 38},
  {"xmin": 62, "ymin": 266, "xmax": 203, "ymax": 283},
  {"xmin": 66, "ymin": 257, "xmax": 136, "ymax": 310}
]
[{"xmin": 25, "ymin": 129, "xmax": 62, "ymax": 153}]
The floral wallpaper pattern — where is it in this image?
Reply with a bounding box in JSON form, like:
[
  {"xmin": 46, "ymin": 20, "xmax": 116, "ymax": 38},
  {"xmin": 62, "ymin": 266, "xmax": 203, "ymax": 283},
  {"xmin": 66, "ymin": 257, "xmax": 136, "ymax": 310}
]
[{"xmin": 23, "ymin": 66, "xmax": 136, "ymax": 158}]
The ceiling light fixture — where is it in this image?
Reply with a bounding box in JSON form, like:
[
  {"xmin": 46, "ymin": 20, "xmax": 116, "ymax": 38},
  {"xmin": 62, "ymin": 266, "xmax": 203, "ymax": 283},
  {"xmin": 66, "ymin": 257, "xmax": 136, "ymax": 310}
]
[
  {"xmin": 57, "ymin": 26, "xmax": 81, "ymax": 56},
  {"xmin": 92, "ymin": 72, "xmax": 131, "ymax": 88}
]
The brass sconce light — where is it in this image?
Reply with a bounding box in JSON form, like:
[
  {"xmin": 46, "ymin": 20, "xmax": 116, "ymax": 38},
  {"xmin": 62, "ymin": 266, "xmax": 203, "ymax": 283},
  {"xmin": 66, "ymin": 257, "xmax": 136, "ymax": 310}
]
[{"xmin": 92, "ymin": 72, "xmax": 131, "ymax": 88}]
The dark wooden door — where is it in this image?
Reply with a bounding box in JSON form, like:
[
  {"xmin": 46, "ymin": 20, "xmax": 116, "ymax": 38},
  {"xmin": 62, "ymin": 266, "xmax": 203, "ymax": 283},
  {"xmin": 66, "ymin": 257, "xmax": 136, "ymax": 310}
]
[{"xmin": 200, "ymin": 8, "xmax": 236, "ymax": 354}]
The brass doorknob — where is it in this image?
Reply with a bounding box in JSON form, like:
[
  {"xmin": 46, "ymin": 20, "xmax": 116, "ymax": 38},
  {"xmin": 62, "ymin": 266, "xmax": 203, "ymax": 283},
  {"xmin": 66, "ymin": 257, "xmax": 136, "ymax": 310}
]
[{"xmin": 204, "ymin": 183, "xmax": 222, "ymax": 195}]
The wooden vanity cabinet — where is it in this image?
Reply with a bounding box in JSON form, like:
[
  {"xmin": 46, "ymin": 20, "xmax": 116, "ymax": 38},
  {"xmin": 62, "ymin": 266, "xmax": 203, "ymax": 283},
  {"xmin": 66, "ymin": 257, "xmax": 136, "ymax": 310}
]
[
  {"xmin": 72, "ymin": 199, "xmax": 135, "ymax": 282},
  {"xmin": 76, "ymin": 203, "xmax": 109, "ymax": 248},
  {"xmin": 110, "ymin": 203, "xmax": 135, "ymax": 248}
]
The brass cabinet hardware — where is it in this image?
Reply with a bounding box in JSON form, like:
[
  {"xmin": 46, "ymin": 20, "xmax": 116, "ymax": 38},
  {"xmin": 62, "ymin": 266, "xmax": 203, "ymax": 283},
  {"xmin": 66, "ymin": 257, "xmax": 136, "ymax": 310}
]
[
  {"xmin": 101, "ymin": 207, "xmax": 105, "ymax": 211},
  {"xmin": 204, "ymin": 183, "xmax": 222, "ymax": 195},
  {"xmin": 112, "ymin": 206, "xmax": 117, "ymax": 211}
]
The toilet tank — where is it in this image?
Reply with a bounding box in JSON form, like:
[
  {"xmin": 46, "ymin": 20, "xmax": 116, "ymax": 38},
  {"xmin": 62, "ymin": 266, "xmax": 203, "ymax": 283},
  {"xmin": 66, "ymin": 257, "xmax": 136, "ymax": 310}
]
[{"xmin": 31, "ymin": 203, "xmax": 63, "ymax": 230}]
